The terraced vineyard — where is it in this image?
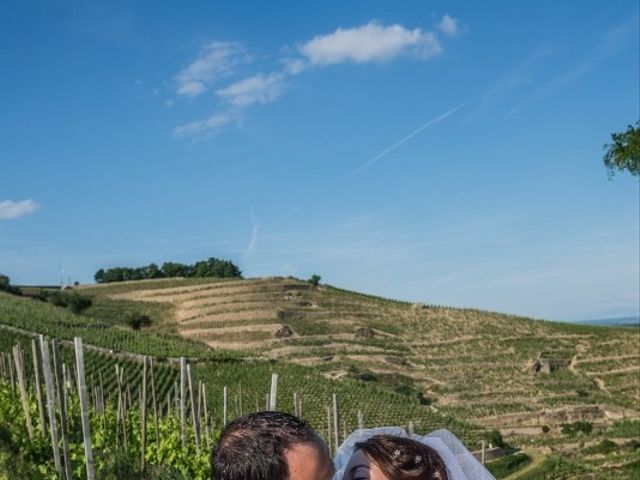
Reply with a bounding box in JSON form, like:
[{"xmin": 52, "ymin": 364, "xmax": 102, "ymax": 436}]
[
  {"xmin": 86, "ymin": 277, "xmax": 639, "ymax": 438},
  {"xmin": 2, "ymin": 276, "xmax": 639, "ymax": 478},
  {"xmin": 0, "ymin": 291, "xmax": 488, "ymax": 450}
]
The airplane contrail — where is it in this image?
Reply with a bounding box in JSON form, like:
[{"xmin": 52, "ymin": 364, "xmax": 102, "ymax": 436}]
[
  {"xmin": 266, "ymin": 101, "xmax": 467, "ymax": 229},
  {"xmin": 340, "ymin": 101, "xmax": 468, "ymax": 181}
]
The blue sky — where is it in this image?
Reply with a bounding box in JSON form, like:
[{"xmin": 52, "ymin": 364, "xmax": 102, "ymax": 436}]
[{"xmin": 1, "ymin": 1, "xmax": 638, "ymax": 321}]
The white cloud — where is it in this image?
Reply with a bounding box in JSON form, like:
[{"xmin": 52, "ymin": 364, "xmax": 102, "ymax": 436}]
[
  {"xmin": 438, "ymin": 14, "xmax": 460, "ymax": 36},
  {"xmin": 175, "ymin": 42, "xmax": 247, "ymax": 98},
  {"xmin": 0, "ymin": 199, "xmax": 38, "ymax": 220},
  {"xmin": 298, "ymin": 21, "xmax": 442, "ymax": 66},
  {"xmin": 216, "ymin": 72, "xmax": 286, "ymax": 107},
  {"xmin": 172, "ymin": 18, "xmax": 464, "ymax": 139},
  {"xmin": 173, "ymin": 112, "xmax": 237, "ymax": 138}
]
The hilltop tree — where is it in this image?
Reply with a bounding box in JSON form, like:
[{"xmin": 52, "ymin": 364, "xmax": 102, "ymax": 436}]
[
  {"xmin": 161, "ymin": 262, "xmax": 192, "ymax": 278},
  {"xmin": 603, "ymin": 121, "xmax": 640, "ymax": 178},
  {"xmin": 308, "ymin": 274, "xmax": 321, "ymax": 286},
  {"xmin": 94, "ymin": 257, "xmax": 242, "ymax": 283},
  {"xmin": 94, "ymin": 269, "xmax": 105, "ymax": 283},
  {"xmin": 0, "ymin": 274, "xmax": 9, "ymax": 291},
  {"xmin": 0, "ymin": 273, "xmax": 21, "ymax": 295}
]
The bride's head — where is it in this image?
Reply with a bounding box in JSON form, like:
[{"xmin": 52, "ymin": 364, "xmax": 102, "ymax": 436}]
[{"xmin": 342, "ymin": 435, "xmax": 449, "ymax": 480}]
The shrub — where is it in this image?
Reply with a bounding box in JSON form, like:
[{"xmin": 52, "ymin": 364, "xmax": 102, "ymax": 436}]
[
  {"xmin": 583, "ymin": 439, "xmax": 618, "ymax": 455},
  {"xmin": 66, "ymin": 293, "xmax": 92, "ymax": 314},
  {"xmin": 0, "ymin": 274, "xmax": 21, "ymax": 296},
  {"xmin": 487, "ymin": 453, "xmax": 532, "ymax": 478},
  {"xmin": 308, "ymin": 274, "xmax": 321, "ymax": 286},
  {"xmin": 127, "ymin": 313, "xmax": 152, "ymax": 330},
  {"xmin": 486, "ymin": 430, "xmax": 505, "ymax": 448},
  {"xmin": 48, "ymin": 291, "xmax": 68, "ymax": 308},
  {"xmin": 561, "ymin": 421, "xmax": 593, "ymax": 437}
]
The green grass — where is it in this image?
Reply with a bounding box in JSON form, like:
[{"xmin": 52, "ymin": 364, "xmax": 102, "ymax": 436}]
[{"xmin": 486, "ymin": 452, "xmax": 532, "ymax": 479}]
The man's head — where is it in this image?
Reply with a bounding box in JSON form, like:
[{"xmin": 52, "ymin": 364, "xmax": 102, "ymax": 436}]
[{"xmin": 211, "ymin": 411, "xmax": 334, "ymax": 480}]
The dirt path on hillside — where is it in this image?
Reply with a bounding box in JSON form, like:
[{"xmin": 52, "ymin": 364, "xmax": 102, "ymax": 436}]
[{"xmin": 503, "ymin": 450, "xmax": 545, "ymax": 480}]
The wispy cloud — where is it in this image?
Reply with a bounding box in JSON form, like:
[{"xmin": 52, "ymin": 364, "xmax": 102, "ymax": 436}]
[
  {"xmin": 173, "ymin": 111, "xmax": 237, "ymax": 138},
  {"xmin": 172, "ymin": 16, "xmax": 463, "ymax": 140},
  {"xmin": 244, "ymin": 211, "xmax": 261, "ymax": 259},
  {"xmin": 466, "ymin": 45, "xmax": 554, "ymax": 122},
  {"xmin": 505, "ymin": 15, "xmax": 638, "ymax": 118},
  {"xmin": 175, "ymin": 41, "xmax": 248, "ymax": 98},
  {"xmin": 0, "ymin": 199, "xmax": 38, "ymax": 220},
  {"xmin": 268, "ymin": 102, "xmax": 466, "ymax": 227},
  {"xmin": 216, "ymin": 72, "xmax": 286, "ymax": 107},
  {"xmin": 438, "ymin": 14, "xmax": 460, "ymax": 37}
]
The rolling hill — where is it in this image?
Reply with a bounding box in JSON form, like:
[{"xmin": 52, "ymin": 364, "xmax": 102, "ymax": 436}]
[
  {"xmin": 77, "ymin": 276, "xmax": 640, "ymax": 436},
  {"xmin": 2, "ymin": 276, "xmax": 639, "ymax": 478}
]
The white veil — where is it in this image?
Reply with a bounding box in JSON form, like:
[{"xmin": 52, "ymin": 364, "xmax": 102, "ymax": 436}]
[{"xmin": 332, "ymin": 427, "xmax": 496, "ymax": 480}]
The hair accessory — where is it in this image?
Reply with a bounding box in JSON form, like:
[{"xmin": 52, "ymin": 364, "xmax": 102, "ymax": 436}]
[
  {"xmin": 332, "ymin": 427, "xmax": 497, "ymax": 480},
  {"xmin": 415, "ymin": 455, "xmax": 422, "ymax": 464}
]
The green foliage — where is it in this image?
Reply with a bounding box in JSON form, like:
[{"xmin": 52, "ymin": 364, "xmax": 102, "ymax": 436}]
[
  {"xmin": 609, "ymin": 419, "xmax": 640, "ymax": 438},
  {"xmin": 66, "ymin": 293, "xmax": 93, "ymax": 314},
  {"xmin": 0, "ymin": 292, "xmax": 221, "ymax": 358},
  {"xmin": 583, "ymin": 439, "xmax": 618, "ymax": 455},
  {"xmin": 486, "ymin": 429, "xmax": 505, "ymax": 448},
  {"xmin": 603, "ymin": 121, "xmax": 640, "ymax": 177},
  {"xmin": 0, "ymin": 383, "xmax": 211, "ymax": 479},
  {"xmin": 561, "ymin": 421, "xmax": 593, "ymax": 437},
  {"xmin": 517, "ymin": 456, "xmax": 589, "ymax": 480},
  {"xmin": 486, "ymin": 453, "xmax": 532, "ymax": 479},
  {"xmin": 30, "ymin": 289, "xmax": 93, "ymax": 314},
  {"xmin": 0, "ymin": 273, "xmax": 21, "ymax": 296},
  {"xmin": 308, "ymin": 274, "xmax": 321, "ymax": 286},
  {"xmin": 95, "ymin": 258, "xmax": 242, "ymax": 283},
  {"xmin": 82, "ymin": 295, "xmax": 171, "ymax": 329},
  {"xmin": 127, "ymin": 313, "xmax": 152, "ymax": 330}
]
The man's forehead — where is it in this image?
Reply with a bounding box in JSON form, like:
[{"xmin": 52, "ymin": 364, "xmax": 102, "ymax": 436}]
[{"xmin": 286, "ymin": 442, "xmax": 335, "ymax": 480}]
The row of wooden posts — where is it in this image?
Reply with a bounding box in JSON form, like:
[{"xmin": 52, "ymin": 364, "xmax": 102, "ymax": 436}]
[{"xmin": 0, "ymin": 336, "xmax": 374, "ymax": 479}]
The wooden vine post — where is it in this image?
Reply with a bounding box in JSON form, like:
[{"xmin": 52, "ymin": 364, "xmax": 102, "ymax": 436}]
[
  {"xmin": 201, "ymin": 383, "xmax": 210, "ymax": 446},
  {"xmin": 269, "ymin": 373, "xmax": 278, "ymax": 411},
  {"xmin": 180, "ymin": 357, "xmax": 187, "ymax": 447},
  {"xmin": 30, "ymin": 338, "xmax": 47, "ymax": 437},
  {"xmin": 39, "ymin": 335, "xmax": 62, "ymax": 476},
  {"xmin": 223, "ymin": 385, "xmax": 229, "ymax": 425},
  {"xmin": 326, "ymin": 406, "xmax": 333, "ymax": 454},
  {"xmin": 140, "ymin": 356, "xmax": 148, "ymax": 472},
  {"xmin": 12, "ymin": 344, "xmax": 34, "ymax": 440},
  {"xmin": 149, "ymin": 357, "xmax": 160, "ymax": 450},
  {"xmin": 74, "ymin": 337, "xmax": 95, "ymax": 480},
  {"xmin": 187, "ymin": 363, "xmax": 200, "ymax": 448},
  {"xmin": 332, "ymin": 393, "xmax": 340, "ymax": 454},
  {"xmin": 53, "ymin": 339, "xmax": 74, "ymax": 480}
]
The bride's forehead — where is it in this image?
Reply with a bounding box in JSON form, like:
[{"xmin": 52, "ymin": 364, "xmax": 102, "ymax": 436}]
[{"xmin": 347, "ymin": 449, "xmax": 370, "ymax": 465}]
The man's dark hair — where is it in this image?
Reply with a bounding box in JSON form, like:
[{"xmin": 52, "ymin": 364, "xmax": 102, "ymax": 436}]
[{"xmin": 211, "ymin": 411, "xmax": 327, "ymax": 480}]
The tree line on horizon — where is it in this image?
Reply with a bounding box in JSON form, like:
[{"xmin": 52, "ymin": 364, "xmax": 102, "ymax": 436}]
[{"xmin": 94, "ymin": 257, "xmax": 242, "ymax": 283}]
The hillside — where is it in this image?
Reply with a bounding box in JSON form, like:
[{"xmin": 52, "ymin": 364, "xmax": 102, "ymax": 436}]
[
  {"xmin": 78, "ymin": 276, "xmax": 640, "ymax": 437},
  {"xmin": 0, "ymin": 288, "xmax": 486, "ymax": 449},
  {"xmin": 2, "ymin": 277, "xmax": 639, "ymax": 478}
]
